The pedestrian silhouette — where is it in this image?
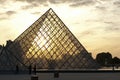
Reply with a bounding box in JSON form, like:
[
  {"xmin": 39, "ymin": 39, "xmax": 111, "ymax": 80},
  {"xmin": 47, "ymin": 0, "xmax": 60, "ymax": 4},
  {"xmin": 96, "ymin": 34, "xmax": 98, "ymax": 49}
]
[
  {"xmin": 33, "ymin": 64, "xmax": 36, "ymax": 75},
  {"xmin": 16, "ymin": 65, "xmax": 19, "ymax": 74},
  {"xmin": 29, "ymin": 64, "xmax": 32, "ymax": 74}
]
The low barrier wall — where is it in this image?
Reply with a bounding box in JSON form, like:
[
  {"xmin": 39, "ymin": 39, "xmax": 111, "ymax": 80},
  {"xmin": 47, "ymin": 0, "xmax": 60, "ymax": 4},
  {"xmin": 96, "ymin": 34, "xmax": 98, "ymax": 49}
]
[{"xmin": 0, "ymin": 70, "xmax": 120, "ymax": 80}]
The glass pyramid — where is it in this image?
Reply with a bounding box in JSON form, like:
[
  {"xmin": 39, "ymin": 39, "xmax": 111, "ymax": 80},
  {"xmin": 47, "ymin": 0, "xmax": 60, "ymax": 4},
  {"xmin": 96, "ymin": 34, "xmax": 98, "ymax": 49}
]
[{"xmin": 0, "ymin": 8, "xmax": 99, "ymax": 71}]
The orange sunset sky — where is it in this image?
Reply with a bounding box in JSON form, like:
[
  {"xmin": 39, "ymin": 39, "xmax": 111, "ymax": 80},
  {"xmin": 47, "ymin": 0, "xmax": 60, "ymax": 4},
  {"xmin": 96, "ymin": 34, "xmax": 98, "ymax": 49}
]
[{"xmin": 0, "ymin": 0, "xmax": 120, "ymax": 58}]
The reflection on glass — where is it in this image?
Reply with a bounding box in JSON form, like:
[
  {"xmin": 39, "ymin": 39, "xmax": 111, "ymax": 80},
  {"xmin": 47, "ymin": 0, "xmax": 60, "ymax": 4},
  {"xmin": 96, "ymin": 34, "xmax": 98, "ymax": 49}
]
[{"xmin": 3, "ymin": 8, "xmax": 99, "ymax": 70}]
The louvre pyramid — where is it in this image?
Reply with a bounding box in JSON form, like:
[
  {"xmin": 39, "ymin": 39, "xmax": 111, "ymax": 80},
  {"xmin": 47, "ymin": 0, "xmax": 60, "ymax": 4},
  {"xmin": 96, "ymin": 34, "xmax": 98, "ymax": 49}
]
[{"xmin": 1, "ymin": 8, "xmax": 99, "ymax": 70}]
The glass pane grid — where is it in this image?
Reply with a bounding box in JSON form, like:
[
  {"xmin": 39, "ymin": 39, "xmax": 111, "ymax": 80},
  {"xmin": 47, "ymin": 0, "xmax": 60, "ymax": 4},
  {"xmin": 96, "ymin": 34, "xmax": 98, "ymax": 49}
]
[{"xmin": 0, "ymin": 8, "xmax": 99, "ymax": 71}]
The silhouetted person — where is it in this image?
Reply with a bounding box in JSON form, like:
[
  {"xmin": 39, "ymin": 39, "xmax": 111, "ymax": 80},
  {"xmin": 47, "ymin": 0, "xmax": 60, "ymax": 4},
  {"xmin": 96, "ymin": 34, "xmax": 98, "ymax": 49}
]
[
  {"xmin": 29, "ymin": 64, "xmax": 32, "ymax": 74},
  {"xmin": 33, "ymin": 64, "xmax": 36, "ymax": 75},
  {"xmin": 112, "ymin": 64, "xmax": 115, "ymax": 71},
  {"xmin": 116, "ymin": 65, "xmax": 119, "ymax": 69},
  {"xmin": 16, "ymin": 65, "xmax": 19, "ymax": 74}
]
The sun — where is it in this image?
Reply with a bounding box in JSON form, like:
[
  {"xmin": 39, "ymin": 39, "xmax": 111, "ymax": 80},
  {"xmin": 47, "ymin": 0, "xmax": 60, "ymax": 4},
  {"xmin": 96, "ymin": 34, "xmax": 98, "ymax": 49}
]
[
  {"xmin": 26, "ymin": 30, "xmax": 50, "ymax": 59},
  {"xmin": 34, "ymin": 36, "xmax": 48, "ymax": 51}
]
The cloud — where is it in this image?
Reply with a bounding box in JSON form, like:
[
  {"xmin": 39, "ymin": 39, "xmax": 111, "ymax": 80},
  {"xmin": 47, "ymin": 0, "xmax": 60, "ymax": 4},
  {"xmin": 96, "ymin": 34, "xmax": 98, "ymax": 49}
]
[
  {"xmin": 48, "ymin": 0, "xmax": 71, "ymax": 4},
  {"xmin": 32, "ymin": 12, "xmax": 41, "ymax": 15},
  {"xmin": 6, "ymin": 11, "xmax": 16, "ymax": 15},
  {"xmin": 16, "ymin": 0, "xmax": 67, "ymax": 4},
  {"xmin": 0, "ymin": 10, "xmax": 16, "ymax": 16},
  {"xmin": 19, "ymin": 0, "xmax": 49, "ymax": 10},
  {"xmin": 95, "ymin": 6, "xmax": 106, "ymax": 10},
  {"xmin": 15, "ymin": 0, "xmax": 98, "ymax": 8},
  {"xmin": 105, "ymin": 26, "xmax": 120, "ymax": 32},
  {"xmin": 69, "ymin": 0, "xmax": 97, "ymax": 7},
  {"xmin": 102, "ymin": 36, "xmax": 120, "ymax": 42},
  {"xmin": 79, "ymin": 29, "xmax": 96, "ymax": 38},
  {"xmin": 104, "ymin": 22, "xmax": 120, "ymax": 32},
  {"xmin": 26, "ymin": 0, "xmax": 46, "ymax": 3},
  {"xmin": 16, "ymin": 0, "xmax": 47, "ymax": 4},
  {"xmin": 0, "ymin": 0, "xmax": 7, "ymax": 3},
  {"xmin": 104, "ymin": 21, "xmax": 114, "ymax": 24},
  {"xmin": 21, "ymin": 3, "xmax": 39, "ymax": 10},
  {"xmin": 0, "ymin": 10, "xmax": 16, "ymax": 20},
  {"xmin": 113, "ymin": 0, "xmax": 120, "ymax": 7},
  {"xmin": 0, "ymin": 17, "xmax": 7, "ymax": 20},
  {"xmin": 17, "ymin": 0, "xmax": 65, "ymax": 8}
]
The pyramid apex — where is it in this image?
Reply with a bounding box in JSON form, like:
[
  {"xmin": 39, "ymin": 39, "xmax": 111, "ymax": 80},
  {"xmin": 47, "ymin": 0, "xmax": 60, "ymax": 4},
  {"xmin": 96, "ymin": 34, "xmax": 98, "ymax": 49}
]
[
  {"xmin": 48, "ymin": 8, "xmax": 54, "ymax": 12},
  {"xmin": 49, "ymin": 8, "xmax": 53, "ymax": 10}
]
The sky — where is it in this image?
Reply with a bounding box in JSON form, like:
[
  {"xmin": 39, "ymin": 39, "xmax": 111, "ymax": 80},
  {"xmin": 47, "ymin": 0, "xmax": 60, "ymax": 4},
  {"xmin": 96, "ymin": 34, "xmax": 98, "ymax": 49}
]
[{"xmin": 0, "ymin": 0, "xmax": 120, "ymax": 58}]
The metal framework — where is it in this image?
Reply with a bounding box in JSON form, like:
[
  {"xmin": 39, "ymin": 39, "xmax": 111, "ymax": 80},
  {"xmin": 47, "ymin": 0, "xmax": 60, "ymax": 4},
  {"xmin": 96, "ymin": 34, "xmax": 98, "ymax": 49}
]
[{"xmin": 0, "ymin": 8, "xmax": 99, "ymax": 71}]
